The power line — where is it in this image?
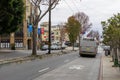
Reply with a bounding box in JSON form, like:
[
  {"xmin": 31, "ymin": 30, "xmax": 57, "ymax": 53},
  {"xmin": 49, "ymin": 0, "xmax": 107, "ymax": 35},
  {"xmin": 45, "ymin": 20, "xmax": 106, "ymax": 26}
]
[
  {"xmin": 71, "ymin": 0, "xmax": 80, "ymax": 12},
  {"xmin": 63, "ymin": 0, "xmax": 75, "ymax": 14}
]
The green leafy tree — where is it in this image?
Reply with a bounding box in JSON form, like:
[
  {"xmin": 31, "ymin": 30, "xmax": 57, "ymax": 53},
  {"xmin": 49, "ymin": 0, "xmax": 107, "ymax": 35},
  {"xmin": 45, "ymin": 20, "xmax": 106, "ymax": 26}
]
[
  {"xmin": 0, "ymin": 0, "xmax": 24, "ymax": 34},
  {"xmin": 66, "ymin": 16, "xmax": 81, "ymax": 50},
  {"xmin": 101, "ymin": 13, "xmax": 120, "ymax": 66},
  {"xmin": 101, "ymin": 13, "xmax": 120, "ymax": 48}
]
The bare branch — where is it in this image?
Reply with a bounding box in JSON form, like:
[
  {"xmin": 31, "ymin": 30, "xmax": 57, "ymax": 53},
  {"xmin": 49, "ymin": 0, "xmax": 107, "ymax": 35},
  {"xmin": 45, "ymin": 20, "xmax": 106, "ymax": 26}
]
[
  {"xmin": 74, "ymin": 12, "xmax": 92, "ymax": 33},
  {"xmin": 31, "ymin": 0, "xmax": 36, "ymax": 5},
  {"xmin": 30, "ymin": 0, "xmax": 60, "ymax": 26},
  {"xmin": 51, "ymin": 0, "xmax": 59, "ymax": 9}
]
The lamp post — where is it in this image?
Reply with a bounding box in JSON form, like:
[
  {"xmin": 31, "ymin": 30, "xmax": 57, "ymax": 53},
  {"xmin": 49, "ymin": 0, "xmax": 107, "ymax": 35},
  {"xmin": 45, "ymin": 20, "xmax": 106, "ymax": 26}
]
[{"xmin": 48, "ymin": 0, "xmax": 51, "ymax": 54}]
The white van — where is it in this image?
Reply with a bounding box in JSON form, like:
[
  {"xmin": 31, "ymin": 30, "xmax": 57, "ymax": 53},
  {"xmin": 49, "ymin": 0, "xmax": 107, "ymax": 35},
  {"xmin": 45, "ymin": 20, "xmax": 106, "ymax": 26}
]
[{"xmin": 79, "ymin": 38, "xmax": 98, "ymax": 57}]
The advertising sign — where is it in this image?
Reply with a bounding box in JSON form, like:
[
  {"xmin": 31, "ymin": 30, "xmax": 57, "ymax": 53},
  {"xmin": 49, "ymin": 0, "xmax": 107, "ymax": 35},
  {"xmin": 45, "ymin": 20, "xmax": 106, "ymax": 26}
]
[{"xmin": 41, "ymin": 28, "xmax": 44, "ymax": 34}]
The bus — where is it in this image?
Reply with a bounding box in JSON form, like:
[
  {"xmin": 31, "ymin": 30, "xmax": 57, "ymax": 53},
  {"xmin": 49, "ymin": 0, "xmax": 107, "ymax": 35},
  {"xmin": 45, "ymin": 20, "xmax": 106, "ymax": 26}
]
[{"xmin": 79, "ymin": 38, "xmax": 98, "ymax": 57}]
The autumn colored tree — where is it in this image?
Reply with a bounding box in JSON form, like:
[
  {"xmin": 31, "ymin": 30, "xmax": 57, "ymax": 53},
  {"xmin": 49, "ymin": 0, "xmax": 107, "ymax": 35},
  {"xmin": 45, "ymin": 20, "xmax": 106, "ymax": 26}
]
[{"xmin": 66, "ymin": 16, "xmax": 81, "ymax": 50}]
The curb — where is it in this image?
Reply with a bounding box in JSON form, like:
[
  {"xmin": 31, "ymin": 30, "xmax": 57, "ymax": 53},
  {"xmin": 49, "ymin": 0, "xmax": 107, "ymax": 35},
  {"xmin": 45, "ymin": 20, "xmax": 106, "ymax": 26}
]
[
  {"xmin": 98, "ymin": 55, "xmax": 103, "ymax": 80},
  {"xmin": 0, "ymin": 56, "xmax": 35, "ymax": 65}
]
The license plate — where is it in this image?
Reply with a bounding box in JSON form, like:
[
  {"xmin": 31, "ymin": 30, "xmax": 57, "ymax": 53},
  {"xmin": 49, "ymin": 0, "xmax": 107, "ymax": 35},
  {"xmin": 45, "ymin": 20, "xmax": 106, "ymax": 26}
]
[{"xmin": 86, "ymin": 48, "xmax": 90, "ymax": 50}]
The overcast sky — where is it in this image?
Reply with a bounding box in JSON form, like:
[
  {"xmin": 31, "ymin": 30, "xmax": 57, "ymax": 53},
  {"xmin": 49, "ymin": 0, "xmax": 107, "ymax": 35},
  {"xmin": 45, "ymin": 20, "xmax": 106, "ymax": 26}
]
[{"xmin": 40, "ymin": 0, "xmax": 120, "ymax": 35}]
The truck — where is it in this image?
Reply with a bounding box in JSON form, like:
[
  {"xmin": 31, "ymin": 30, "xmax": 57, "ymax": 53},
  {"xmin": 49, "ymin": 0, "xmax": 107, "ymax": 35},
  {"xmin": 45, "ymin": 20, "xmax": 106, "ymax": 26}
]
[{"xmin": 79, "ymin": 38, "xmax": 98, "ymax": 57}]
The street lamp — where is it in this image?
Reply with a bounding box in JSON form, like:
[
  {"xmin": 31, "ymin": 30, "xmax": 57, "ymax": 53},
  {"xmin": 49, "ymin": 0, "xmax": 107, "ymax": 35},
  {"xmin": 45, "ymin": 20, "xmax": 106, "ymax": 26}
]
[{"xmin": 48, "ymin": 0, "xmax": 51, "ymax": 54}]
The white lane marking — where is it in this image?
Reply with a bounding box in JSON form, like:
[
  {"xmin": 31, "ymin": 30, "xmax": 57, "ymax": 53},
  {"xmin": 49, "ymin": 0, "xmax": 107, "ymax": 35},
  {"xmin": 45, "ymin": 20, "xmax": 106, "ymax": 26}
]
[
  {"xmin": 69, "ymin": 65, "xmax": 85, "ymax": 70},
  {"xmin": 38, "ymin": 67, "xmax": 49, "ymax": 73},
  {"xmin": 64, "ymin": 59, "xmax": 69, "ymax": 63}
]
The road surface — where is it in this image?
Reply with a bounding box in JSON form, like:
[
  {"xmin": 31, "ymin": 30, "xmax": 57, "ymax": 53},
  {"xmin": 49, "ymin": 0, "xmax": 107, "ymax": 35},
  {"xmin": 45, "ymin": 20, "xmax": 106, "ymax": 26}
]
[{"xmin": 0, "ymin": 47, "xmax": 103, "ymax": 80}]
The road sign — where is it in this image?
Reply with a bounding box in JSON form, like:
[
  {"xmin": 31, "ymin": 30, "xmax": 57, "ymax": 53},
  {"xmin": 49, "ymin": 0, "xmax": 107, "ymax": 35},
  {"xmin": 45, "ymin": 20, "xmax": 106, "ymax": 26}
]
[
  {"xmin": 41, "ymin": 28, "xmax": 44, "ymax": 34},
  {"xmin": 38, "ymin": 28, "xmax": 40, "ymax": 35},
  {"xmin": 28, "ymin": 25, "xmax": 33, "ymax": 32}
]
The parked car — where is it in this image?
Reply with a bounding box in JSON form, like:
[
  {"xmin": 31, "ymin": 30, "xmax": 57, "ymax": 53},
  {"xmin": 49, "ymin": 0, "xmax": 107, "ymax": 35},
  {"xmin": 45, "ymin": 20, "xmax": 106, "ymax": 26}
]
[
  {"xmin": 65, "ymin": 41, "xmax": 71, "ymax": 46},
  {"xmin": 61, "ymin": 42, "xmax": 67, "ymax": 49},
  {"xmin": 57, "ymin": 45, "xmax": 61, "ymax": 50},
  {"xmin": 41, "ymin": 45, "xmax": 48, "ymax": 50},
  {"xmin": 51, "ymin": 45, "xmax": 59, "ymax": 50}
]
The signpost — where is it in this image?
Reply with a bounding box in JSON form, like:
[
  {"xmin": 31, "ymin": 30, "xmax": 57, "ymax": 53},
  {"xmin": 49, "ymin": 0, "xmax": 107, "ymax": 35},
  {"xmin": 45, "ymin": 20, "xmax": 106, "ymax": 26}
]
[
  {"xmin": 41, "ymin": 28, "xmax": 44, "ymax": 34},
  {"xmin": 38, "ymin": 28, "xmax": 40, "ymax": 35},
  {"xmin": 28, "ymin": 25, "xmax": 33, "ymax": 32}
]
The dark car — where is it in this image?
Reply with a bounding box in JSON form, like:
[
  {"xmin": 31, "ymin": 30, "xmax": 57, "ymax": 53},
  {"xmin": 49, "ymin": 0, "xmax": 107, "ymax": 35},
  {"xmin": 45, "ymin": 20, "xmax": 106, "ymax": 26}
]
[{"xmin": 65, "ymin": 41, "xmax": 71, "ymax": 46}]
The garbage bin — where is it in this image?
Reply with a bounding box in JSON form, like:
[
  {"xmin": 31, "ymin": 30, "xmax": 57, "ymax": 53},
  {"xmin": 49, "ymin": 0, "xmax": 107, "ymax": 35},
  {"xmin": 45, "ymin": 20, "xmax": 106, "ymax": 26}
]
[
  {"xmin": 105, "ymin": 50, "xmax": 110, "ymax": 56},
  {"xmin": 104, "ymin": 46, "xmax": 110, "ymax": 56}
]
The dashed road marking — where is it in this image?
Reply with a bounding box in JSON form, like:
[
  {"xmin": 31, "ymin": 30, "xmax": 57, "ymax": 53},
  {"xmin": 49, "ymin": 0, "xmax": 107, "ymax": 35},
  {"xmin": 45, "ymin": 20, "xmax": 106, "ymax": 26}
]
[
  {"xmin": 38, "ymin": 67, "xmax": 49, "ymax": 73},
  {"xmin": 69, "ymin": 65, "xmax": 85, "ymax": 70}
]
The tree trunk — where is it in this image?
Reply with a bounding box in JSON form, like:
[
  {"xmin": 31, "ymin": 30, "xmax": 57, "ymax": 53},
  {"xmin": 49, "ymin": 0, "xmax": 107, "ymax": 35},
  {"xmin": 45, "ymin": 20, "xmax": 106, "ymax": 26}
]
[
  {"xmin": 79, "ymin": 35, "xmax": 81, "ymax": 55},
  {"xmin": 72, "ymin": 42, "xmax": 74, "ymax": 51},
  {"xmin": 113, "ymin": 47, "xmax": 118, "ymax": 66},
  {"xmin": 117, "ymin": 48, "xmax": 120, "ymax": 66},
  {"xmin": 0, "ymin": 35, "xmax": 1, "ymax": 49},
  {"xmin": 32, "ymin": 25, "xmax": 37, "ymax": 55},
  {"xmin": 60, "ymin": 36, "xmax": 63, "ymax": 52}
]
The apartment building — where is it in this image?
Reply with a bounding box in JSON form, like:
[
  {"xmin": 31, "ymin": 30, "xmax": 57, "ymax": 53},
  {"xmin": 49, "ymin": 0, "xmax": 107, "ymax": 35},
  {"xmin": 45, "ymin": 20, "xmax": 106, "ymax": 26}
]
[
  {"xmin": 0, "ymin": 0, "xmax": 33, "ymax": 50},
  {"xmin": 40, "ymin": 22, "xmax": 69, "ymax": 44}
]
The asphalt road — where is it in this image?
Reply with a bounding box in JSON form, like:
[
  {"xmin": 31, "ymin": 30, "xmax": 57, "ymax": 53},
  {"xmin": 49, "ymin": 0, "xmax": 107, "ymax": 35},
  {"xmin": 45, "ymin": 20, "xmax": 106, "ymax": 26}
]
[
  {"xmin": 0, "ymin": 51, "xmax": 79, "ymax": 80},
  {"xmin": 0, "ymin": 47, "xmax": 102, "ymax": 80},
  {"xmin": 34, "ymin": 47, "xmax": 103, "ymax": 80}
]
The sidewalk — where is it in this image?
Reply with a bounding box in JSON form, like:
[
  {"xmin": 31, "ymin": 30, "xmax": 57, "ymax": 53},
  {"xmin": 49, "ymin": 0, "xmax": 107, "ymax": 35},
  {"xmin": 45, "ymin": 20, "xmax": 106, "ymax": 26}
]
[
  {"xmin": 0, "ymin": 50, "xmax": 29, "ymax": 60},
  {"xmin": 102, "ymin": 55, "xmax": 120, "ymax": 80}
]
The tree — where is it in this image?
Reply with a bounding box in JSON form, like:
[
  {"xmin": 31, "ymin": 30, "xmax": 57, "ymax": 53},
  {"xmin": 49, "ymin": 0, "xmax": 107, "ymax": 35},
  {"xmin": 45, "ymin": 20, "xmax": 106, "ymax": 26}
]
[
  {"xmin": 30, "ymin": 0, "xmax": 60, "ymax": 55},
  {"xmin": 101, "ymin": 13, "xmax": 120, "ymax": 66},
  {"xmin": 58, "ymin": 23, "xmax": 66, "ymax": 52},
  {"xmin": 101, "ymin": 13, "xmax": 120, "ymax": 48},
  {"xmin": 74, "ymin": 12, "xmax": 92, "ymax": 35},
  {"xmin": 66, "ymin": 16, "xmax": 81, "ymax": 50},
  {"xmin": 0, "ymin": 0, "xmax": 24, "ymax": 34}
]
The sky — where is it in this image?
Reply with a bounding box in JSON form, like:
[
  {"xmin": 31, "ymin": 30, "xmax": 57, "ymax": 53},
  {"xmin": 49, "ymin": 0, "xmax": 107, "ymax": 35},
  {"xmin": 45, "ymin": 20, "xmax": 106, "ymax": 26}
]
[{"xmin": 40, "ymin": 0, "xmax": 120, "ymax": 35}]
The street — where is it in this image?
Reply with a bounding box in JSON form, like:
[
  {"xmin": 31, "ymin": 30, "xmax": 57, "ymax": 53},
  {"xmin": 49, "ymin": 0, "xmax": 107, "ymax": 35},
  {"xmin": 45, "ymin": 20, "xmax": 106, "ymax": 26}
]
[
  {"xmin": 1, "ymin": 0, "xmax": 120, "ymax": 80},
  {"xmin": 0, "ymin": 47, "xmax": 102, "ymax": 80}
]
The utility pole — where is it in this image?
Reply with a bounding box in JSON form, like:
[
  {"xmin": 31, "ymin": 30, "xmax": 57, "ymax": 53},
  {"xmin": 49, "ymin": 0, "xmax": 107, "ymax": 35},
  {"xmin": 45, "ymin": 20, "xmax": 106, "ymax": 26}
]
[{"xmin": 48, "ymin": 0, "xmax": 51, "ymax": 54}]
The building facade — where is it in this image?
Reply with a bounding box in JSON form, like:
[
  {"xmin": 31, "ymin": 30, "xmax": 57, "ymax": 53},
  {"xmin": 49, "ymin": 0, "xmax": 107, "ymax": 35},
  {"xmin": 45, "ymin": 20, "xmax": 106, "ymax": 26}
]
[
  {"xmin": 40, "ymin": 22, "xmax": 69, "ymax": 45},
  {"xmin": 0, "ymin": 0, "xmax": 33, "ymax": 50}
]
